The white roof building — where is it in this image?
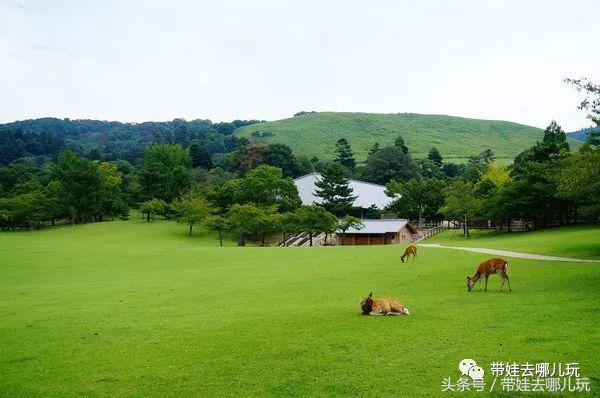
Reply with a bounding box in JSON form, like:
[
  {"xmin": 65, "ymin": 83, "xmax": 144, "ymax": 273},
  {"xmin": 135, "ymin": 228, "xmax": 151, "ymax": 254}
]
[
  {"xmin": 293, "ymin": 173, "xmax": 396, "ymax": 209},
  {"xmin": 345, "ymin": 219, "xmax": 414, "ymax": 234}
]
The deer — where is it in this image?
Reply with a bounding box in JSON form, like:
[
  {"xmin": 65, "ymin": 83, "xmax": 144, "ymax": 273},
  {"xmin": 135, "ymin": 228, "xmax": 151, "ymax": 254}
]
[
  {"xmin": 360, "ymin": 292, "xmax": 410, "ymax": 316},
  {"xmin": 401, "ymin": 245, "xmax": 417, "ymax": 263},
  {"xmin": 467, "ymin": 258, "xmax": 511, "ymax": 292}
]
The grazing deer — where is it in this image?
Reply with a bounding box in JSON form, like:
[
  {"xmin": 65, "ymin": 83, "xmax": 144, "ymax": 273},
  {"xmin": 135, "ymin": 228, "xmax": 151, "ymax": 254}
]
[
  {"xmin": 360, "ymin": 292, "xmax": 410, "ymax": 315},
  {"xmin": 401, "ymin": 245, "xmax": 417, "ymax": 263},
  {"xmin": 467, "ymin": 258, "xmax": 511, "ymax": 292}
]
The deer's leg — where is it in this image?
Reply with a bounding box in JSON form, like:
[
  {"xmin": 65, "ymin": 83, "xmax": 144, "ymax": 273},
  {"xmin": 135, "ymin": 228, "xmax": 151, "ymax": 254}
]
[
  {"xmin": 484, "ymin": 274, "xmax": 489, "ymax": 291},
  {"xmin": 499, "ymin": 275, "xmax": 506, "ymax": 291},
  {"xmin": 504, "ymin": 273, "xmax": 511, "ymax": 292}
]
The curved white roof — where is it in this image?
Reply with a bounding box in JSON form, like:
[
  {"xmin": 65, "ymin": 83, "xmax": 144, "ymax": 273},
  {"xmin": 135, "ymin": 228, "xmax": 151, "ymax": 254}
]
[{"xmin": 293, "ymin": 173, "xmax": 396, "ymax": 209}]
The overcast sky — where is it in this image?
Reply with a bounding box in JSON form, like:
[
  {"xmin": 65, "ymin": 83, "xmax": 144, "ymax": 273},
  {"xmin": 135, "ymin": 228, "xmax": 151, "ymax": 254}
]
[{"xmin": 1, "ymin": 0, "xmax": 598, "ymax": 130}]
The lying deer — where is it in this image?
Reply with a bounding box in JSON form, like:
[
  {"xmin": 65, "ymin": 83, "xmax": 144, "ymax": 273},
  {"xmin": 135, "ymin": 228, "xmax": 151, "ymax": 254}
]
[
  {"xmin": 467, "ymin": 258, "xmax": 511, "ymax": 292},
  {"xmin": 401, "ymin": 245, "xmax": 417, "ymax": 263},
  {"xmin": 360, "ymin": 292, "xmax": 410, "ymax": 315}
]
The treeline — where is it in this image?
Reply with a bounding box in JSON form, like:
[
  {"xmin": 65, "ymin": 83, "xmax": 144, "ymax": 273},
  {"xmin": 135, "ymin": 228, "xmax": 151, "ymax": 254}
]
[
  {"xmin": 0, "ymin": 141, "xmax": 340, "ymax": 246},
  {"xmin": 0, "ymin": 117, "xmax": 262, "ymax": 165},
  {"xmin": 1, "ymin": 78, "xmax": 598, "ymax": 238}
]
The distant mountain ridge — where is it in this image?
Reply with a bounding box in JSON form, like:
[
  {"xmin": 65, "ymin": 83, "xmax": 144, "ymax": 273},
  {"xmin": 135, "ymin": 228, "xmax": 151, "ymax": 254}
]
[
  {"xmin": 567, "ymin": 127, "xmax": 599, "ymax": 142},
  {"xmin": 235, "ymin": 112, "xmax": 582, "ymax": 162}
]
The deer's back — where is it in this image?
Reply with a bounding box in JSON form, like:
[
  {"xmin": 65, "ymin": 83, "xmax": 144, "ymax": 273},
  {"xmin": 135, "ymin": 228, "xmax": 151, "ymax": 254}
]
[{"xmin": 478, "ymin": 258, "xmax": 508, "ymax": 274}]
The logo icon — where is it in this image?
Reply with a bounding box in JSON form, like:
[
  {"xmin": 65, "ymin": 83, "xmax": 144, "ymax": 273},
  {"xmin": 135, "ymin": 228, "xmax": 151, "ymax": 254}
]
[{"xmin": 459, "ymin": 359, "xmax": 484, "ymax": 380}]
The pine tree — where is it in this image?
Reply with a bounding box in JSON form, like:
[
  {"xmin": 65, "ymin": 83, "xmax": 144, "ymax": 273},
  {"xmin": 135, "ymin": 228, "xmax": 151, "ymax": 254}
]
[
  {"xmin": 334, "ymin": 138, "xmax": 356, "ymax": 172},
  {"xmin": 427, "ymin": 147, "xmax": 443, "ymax": 167},
  {"xmin": 314, "ymin": 163, "xmax": 357, "ymax": 215},
  {"xmin": 394, "ymin": 135, "xmax": 409, "ymax": 154},
  {"xmin": 369, "ymin": 142, "xmax": 380, "ymax": 156}
]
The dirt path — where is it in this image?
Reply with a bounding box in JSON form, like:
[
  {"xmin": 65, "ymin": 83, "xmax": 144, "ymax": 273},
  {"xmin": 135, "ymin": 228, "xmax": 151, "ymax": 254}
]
[{"xmin": 418, "ymin": 243, "xmax": 599, "ymax": 263}]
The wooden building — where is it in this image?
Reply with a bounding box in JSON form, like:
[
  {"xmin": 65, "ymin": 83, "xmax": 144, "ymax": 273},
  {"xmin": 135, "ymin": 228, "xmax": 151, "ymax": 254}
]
[{"xmin": 336, "ymin": 219, "xmax": 418, "ymax": 246}]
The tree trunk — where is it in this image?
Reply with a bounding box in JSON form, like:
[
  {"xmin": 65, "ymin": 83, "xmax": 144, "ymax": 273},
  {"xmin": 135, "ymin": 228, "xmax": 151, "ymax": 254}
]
[
  {"xmin": 189, "ymin": 223, "xmax": 193, "ymax": 236},
  {"xmin": 146, "ymin": 212, "xmax": 150, "ymax": 222},
  {"xmin": 464, "ymin": 213, "xmax": 469, "ymax": 238},
  {"xmin": 238, "ymin": 235, "xmax": 246, "ymax": 246},
  {"xmin": 309, "ymin": 232, "xmax": 313, "ymax": 246},
  {"xmin": 261, "ymin": 234, "xmax": 266, "ymax": 247},
  {"xmin": 324, "ymin": 234, "xmax": 328, "ymax": 245},
  {"xmin": 51, "ymin": 219, "xmax": 55, "ymax": 226},
  {"xmin": 218, "ymin": 230, "xmax": 223, "ymax": 247},
  {"xmin": 342, "ymin": 231, "xmax": 346, "ymax": 246}
]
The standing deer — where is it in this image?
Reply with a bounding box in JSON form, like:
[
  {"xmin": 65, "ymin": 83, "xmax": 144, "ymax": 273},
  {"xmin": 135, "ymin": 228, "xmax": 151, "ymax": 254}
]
[
  {"xmin": 401, "ymin": 245, "xmax": 417, "ymax": 263},
  {"xmin": 467, "ymin": 258, "xmax": 511, "ymax": 292}
]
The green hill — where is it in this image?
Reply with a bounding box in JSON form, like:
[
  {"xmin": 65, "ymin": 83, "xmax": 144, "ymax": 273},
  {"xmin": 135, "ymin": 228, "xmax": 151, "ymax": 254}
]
[{"xmin": 235, "ymin": 112, "xmax": 582, "ymax": 162}]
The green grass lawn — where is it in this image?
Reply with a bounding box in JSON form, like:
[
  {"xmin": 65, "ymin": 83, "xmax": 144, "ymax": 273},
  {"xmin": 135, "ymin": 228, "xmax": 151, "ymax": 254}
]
[
  {"xmin": 1, "ymin": 219, "xmax": 599, "ymax": 397},
  {"xmin": 235, "ymin": 112, "xmax": 582, "ymax": 162},
  {"xmin": 427, "ymin": 225, "xmax": 600, "ymax": 260}
]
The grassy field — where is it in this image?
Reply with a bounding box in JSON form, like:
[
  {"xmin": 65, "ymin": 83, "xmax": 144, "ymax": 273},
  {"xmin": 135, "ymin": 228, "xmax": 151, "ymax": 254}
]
[
  {"xmin": 428, "ymin": 225, "xmax": 600, "ymax": 260},
  {"xmin": 235, "ymin": 112, "xmax": 582, "ymax": 162},
  {"xmin": 1, "ymin": 219, "xmax": 599, "ymax": 397}
]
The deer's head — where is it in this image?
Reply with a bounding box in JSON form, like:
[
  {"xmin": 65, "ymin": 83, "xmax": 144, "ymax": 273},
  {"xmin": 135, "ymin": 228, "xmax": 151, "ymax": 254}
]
[
  {"xmin": 360, "ymin": 292, "xmax": 374, "ymax": 314},
  {"xmin": 467, "ymin": 276, "xmax": 476, "ymax": 292}
]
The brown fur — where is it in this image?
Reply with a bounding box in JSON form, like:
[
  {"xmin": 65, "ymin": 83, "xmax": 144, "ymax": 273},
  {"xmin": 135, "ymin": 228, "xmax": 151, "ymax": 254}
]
[
  {"xmin": 467, "ymin": 258, "xmax": 511, "ymax": 292},
  {"xmin": 401, "ymin": 245, "xmax": 417, "ymax": 262},
  {"xmin": 360, "ymin": 292, "xmax": 410, "ymax": 315}
]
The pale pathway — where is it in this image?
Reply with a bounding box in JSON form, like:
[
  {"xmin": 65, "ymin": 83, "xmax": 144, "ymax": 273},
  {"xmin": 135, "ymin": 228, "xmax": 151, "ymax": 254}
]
[{"xmin": 418, "ymin": 243, "xmax": 599, "ymax": 263}]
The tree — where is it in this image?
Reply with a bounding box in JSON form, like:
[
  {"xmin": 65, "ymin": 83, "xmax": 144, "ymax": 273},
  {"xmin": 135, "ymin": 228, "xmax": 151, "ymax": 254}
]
[
  {"xmin": 417, "ymin": 158, "xmax": 444, "ymax": 179},
  {"xmin": 557, "ymin": 149, "xmax": 600, "ymax": 218},
  {"xmin": 233, "ymin": 143, "xmax": 268, "ymax": 174},
  {"xmin": 394, "ymin": 135, "xmax": 409, "ymax": 154},
  {"xmin": 293, "ymin": 205, "xmax": 337, "ymax": 246},
  {"xmin": 226, "ymin": 204, "xmax": 277, "ymax": 246},
  {"xmin": 50, "ymin": 150, "xmax": 103, "ymax": 222},
  {"xmin": 514, "ymin": 122, "xmax": 569, "ymax": 167},
  {"xmin": 205, "ymin": 214, "xmax": 227, "ymax": 246},
  {"xmin": 263, "ymin": 143, "xmax": 301, "ymax": 177},
  {"xmin": 334, "ymin": 138, "xmax": 356, "ymax": 172},
  {"xmin": 337, "ymin": 215, "xmax": 363, "ymax": 245},
  {"xmin": 171, "ymin": 195, "xmax": 212, "ymax": 236},
  {"xmin": 386, "ymin": 179, "xmax": 445, "ymax": 226},
  {"xmin": 565, "ymin": 77, "xmax": 600, "ymax": 127},
  {"xmin": 189, "ymin": 143, "xmax": 213, "ymax": 169},
  {"xmin": 313, "ymin": 163, "xmax": 357, "ymax": 215},
  {"xmin": 45, "ymin": 180, "xmax": 67, "ymax": 226},
  {"xmin": 97, "ymin": 161, "xmax": 128, "ymax": 221},
  {"xmin": 442, "ymin": 181, "xmax": 480, "ymax": 237},
  {"xmin": 427, "ymin": 147, "xmax": 443, "ymax": 167},
  {"xmin": 369, "ymin": 142, "xmax": 380, "ymax": 156},
  {"xmin": 361, "ymin": 145, "xmax": 419, "ymax": 185},
  {"xmin": 138, "ymin": 143, "xmax": 193, "ymax": 202},
  {"xmin": 139, "ymin": 198, "xmax": 167, "ymax": 221},
  {"xmin": 228, "ymin": 165, "xmax": 301, "ymax": 212},
  {"xmin": 279, "ymin": 211, "xmax": 301, "ymax": 246}
]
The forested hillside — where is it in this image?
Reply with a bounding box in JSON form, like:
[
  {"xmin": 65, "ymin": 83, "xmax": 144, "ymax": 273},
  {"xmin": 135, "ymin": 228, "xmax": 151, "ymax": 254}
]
[{"xmin": 0, "ymin": 117, "xmax": 261, "ymax": 165}]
